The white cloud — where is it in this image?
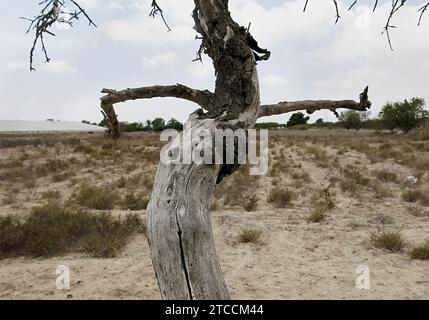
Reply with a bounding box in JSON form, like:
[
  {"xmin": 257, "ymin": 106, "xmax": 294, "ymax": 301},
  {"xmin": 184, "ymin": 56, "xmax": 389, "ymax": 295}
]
[
  {"xmin": 107, "ymin": 20, "xmax": 194, "ymax": 47},
  {"xmin": 77, "ymin": 0, "xmax": 99, "ymax": 10},
  {"xmin": 229, "ymin": 1, "xmax": 337, "ymax": 48},
  {"xmin": 142, "ymin": 51, "xmax": 178, "ymax": 69},
  {"xmin": 105, "ymin": 0, "xmax": 195, "ymax": 46},
  {"xmin": 7, "ymin": 60, "xmax": 27, "ymax": 71},
  {"xmin": 261, "ymin": 74, "xmax": 289, "ymax": 87},
  {"xmin": 41, "ymin": 60, "xmax": 77, "ymax": 74},
  {"xmin": 106, "ymin": 1, "xmax": 126, "ymax": 11},
  {"xmin": 186, "ymin": 61, "xmax": 215, "ymax": 79}
]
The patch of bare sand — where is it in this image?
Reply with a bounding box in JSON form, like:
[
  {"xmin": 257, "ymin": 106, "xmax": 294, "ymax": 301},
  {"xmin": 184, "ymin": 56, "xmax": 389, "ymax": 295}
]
[{"xmin": 0, "ymin": 205, "xmax": 428, "ymax": 299}]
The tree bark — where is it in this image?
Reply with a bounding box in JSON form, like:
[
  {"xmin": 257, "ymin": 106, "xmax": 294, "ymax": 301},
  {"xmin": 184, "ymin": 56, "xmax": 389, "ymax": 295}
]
[{"xmin": 146, "ymin": 0, "xmax": 261, "ymax": 300}]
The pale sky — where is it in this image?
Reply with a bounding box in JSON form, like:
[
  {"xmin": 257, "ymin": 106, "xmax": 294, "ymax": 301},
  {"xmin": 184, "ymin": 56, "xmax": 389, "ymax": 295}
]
[{"xmin": 0, "ymin": 0, "xmax": 428, "ymax": 124}]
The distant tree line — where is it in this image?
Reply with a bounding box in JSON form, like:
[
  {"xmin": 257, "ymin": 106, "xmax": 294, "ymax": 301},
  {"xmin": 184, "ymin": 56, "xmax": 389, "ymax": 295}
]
[
  {"xmin": 256, "ymin": 97, "xmax": 428, "ymax": 133},
  {"xmin": 84, "ymin": 98, "xmax": 427, "ymax": 134},
  {"xmin": 83, "ymin": 118, "xmax": 184, "ymax": 133}
]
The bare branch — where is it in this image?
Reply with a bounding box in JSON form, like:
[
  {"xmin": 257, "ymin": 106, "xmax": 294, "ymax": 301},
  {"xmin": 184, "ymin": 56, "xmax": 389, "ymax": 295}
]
[
  {"xmin": 150, "ymin": 0, "xmax": 171, "ymax": 31},
  {"xmin": 101, "ymin": 84, "xmax": 213, "ymax": 110},
  {"xmin": 348, "ymin": 1, "xmax": 358, "ymax": 11},
  {"xmin": 100, "ymin": 84, "xmax": 214, "ymax": 139},
  {"xmin": 258, "ymin": 86, "xmax": 371, "ymax": 119},
  {"xmin": 332, "ymin": 0, "xmax": 341, "ymax": 24},
  {"xmin": 303, "ymin": 0, "xmax": 341, "ymax": 23},
  {"xmin": 304, "ymin": 0, "xmax": 429, "ymax": 50},
  {"xmin": 382, "ymin": 0, "xmax": 407, "ymax": 51},
  {"xmin": 22, "ymin": 0, "xmax": 96, "ymax": 71},
  {"xmin": 418, "ymin": 2, "xmax": 429, "ymax": 26}
]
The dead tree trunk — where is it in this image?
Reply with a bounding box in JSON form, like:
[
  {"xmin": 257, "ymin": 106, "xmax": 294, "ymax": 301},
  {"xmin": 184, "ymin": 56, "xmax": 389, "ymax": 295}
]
[
  {"xmin": 147, "ymin": 1, "xmax": 261, "ymax": 299},
  {"xmin": 99, "ymin": 0, "xmax": 371, "ymax": 300}
]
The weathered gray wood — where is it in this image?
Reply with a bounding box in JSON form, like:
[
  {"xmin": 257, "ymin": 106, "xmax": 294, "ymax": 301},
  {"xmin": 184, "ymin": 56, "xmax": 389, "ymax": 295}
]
[
  {"xmin": 258, "ymin": 86, "xmax": 371, "ymax": 118},
  {"xmin": 146, "ymin": 0, "xmax": 261, "ymax": 299},
  {"xmin": 147, "ymin": 115, "xmax": 229, "ymax": 299}
]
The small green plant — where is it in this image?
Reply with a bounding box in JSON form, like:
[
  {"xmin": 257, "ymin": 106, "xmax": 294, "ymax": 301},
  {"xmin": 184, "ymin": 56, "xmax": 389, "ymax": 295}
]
[
  {"xmin": 370, "ymin": 230, "xmax": 406, "ymax": 253},
  {"xmin": 409, "ymin": 240, "xmax": 429, "ymax": 260},
  {"xmin": 268, "ymin": 188, "xmax": 293, "ymax": 208},
  {"xmin": 237, "ymin": 227, "xmax": 262, "ymax": 245}
]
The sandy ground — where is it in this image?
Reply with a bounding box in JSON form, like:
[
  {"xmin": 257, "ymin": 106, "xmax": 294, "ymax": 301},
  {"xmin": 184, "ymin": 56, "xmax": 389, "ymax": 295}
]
[{"xmin": 0, "ymin": 130, "xmax": 428, "ymax": 299}]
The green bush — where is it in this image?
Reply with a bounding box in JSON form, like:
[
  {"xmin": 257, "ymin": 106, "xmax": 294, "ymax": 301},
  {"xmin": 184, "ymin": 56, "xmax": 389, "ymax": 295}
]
[
  {"xmin": 379, "ymin": 98, "xmax": 428, "ymax": 133},
  {"xmin": 151, "ymin": 118, "xmax": 166, "ymax": 132},
  {"xmin": 165, "ymin": 118, "xmax": 184, "ymax": 131},
  {"xmin": 339, "ymin": 111, "xmax": 369, "ymax": 130},
  {"xmin": 287, "ymin": 112, "xmax": 310, "ymax": 127}
]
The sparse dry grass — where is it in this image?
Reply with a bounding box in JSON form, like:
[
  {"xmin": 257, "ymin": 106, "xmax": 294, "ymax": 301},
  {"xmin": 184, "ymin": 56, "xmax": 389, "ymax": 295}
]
[
  {"xmin": 243, "ymin": 195, "xmax": 258, "ymax": 212},
  {"xmin": 307, "ymin": 207, "xmax": 327, "ymax": 223},
  {"xmin": 402, "ymin": 189, "xmax": 429, "ymax": 206},
  {"xmin": 215, "ymin": 164, "xmax": 260, "ymax": 210},
  {"xmin": 373, "ymin": 169, "xmax": 398, "ymax": 183},
  {"xmin": 268, "ymin": 188, "xmax": 294, "ymax": 208},
  {"xmin": 121, "ymin": 191, "xmax": 149, "ymax": 211},
  {"xmin": 73, "ymin": 183, "xmax": 120, "ymax": 210},
  {"xmin": 339, "ymin": 166, "xmax": 371, "ymax": 195},
  {"xmin": 370, "ymin": 230, "xmax": 406, "ymax": 253},
  {"xmin": 236, "ymin": 227, "xmax": 263, "ymax": 245},
  {"xmin": 0, "ymin": 129, "xmax": 428, "ymax": 272},
  {"xmin": 409, "ymin": 240, "xmax": 429, "ymax": 260},
  {"xmin": 407, "ymin": 206, "xmax": 428, "ymax": 217},
  {"xmin": 0, "ymin": 201, "xmax": 144, "ymax": 258}
]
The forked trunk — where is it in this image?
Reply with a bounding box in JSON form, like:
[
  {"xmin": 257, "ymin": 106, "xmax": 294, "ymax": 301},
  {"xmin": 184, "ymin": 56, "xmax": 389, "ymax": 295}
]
[{"xmin": 146, "ymin": 0, "xmax": 261, "ymax": 299}]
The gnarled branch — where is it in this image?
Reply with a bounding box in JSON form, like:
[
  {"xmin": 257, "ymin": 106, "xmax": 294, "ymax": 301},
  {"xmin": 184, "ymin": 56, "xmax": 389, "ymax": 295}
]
[
  {"xmin": 258, "ymin": 86, "xmax": 371, "ymax": 118},
  {"xmin": 101, "ymin": 84, "xmax": 214, "ymax": 110},
  {"xmin": 100, "ymin": 84, "xmax": 214, "ymax": 139}
]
